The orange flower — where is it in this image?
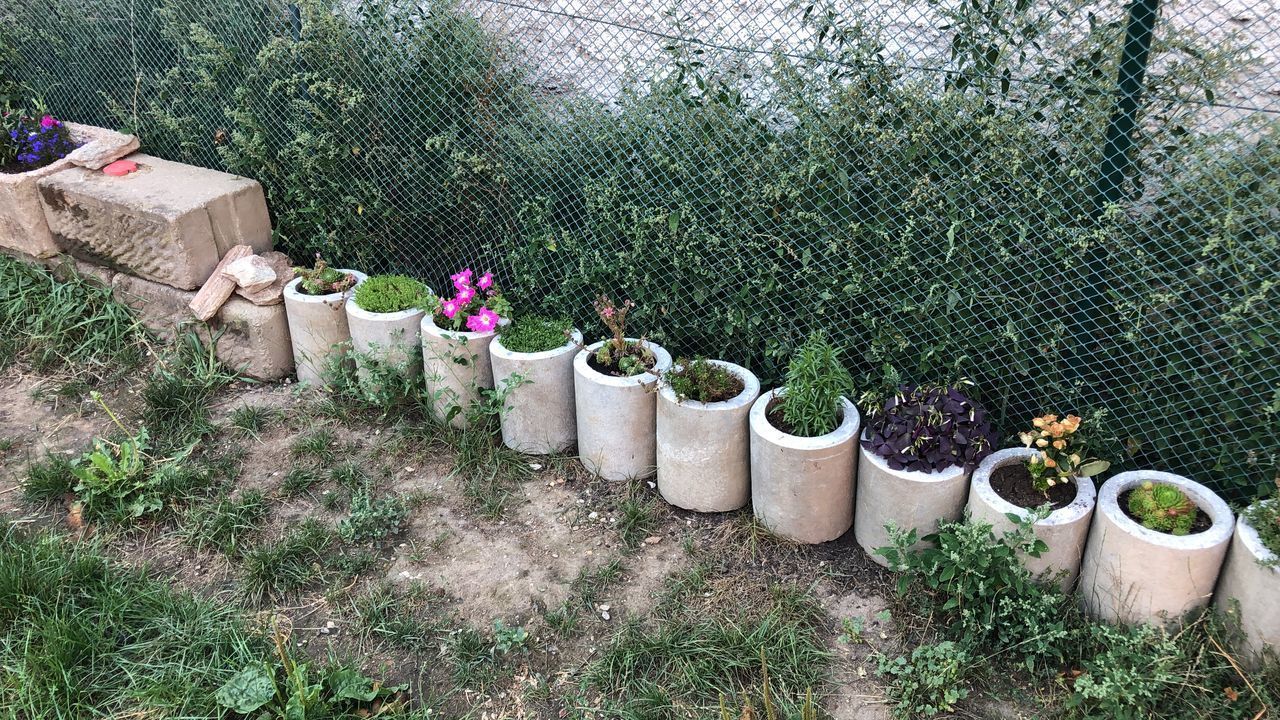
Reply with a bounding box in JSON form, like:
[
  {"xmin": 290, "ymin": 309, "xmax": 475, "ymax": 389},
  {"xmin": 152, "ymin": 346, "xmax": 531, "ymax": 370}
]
[
  {"xmin": 1043, "ymin": 457, "xmax": 1057, "ymax": 468},
  {"xmin": 1053, "ymin": 439, "xmax": 1067, "ymax": 450}
]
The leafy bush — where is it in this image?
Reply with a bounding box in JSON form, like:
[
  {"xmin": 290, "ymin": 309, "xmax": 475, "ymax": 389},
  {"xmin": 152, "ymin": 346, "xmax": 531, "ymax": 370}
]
[
  {"xmin": 352, "ymin": 274, "xmax": 432, "ymax": 314},
  {"xmin": 862, "ymin": 384, "xmax": 996, "ymax": 472},
  {"xmin": 1127, "ymin": 481, "xmax": 1199, "ymax": 535},
  {"xmin": 337, "ymin": 487, "xmax": 410, "ymax": 544},
  {"xmin": 876, "ymin": 641, "xmax": 970, "ymax": 718},
  {"xmin": 70, "ymin": 429, "xmax": 158, "ymax": 521},
  {"xmin": 666, "ymin": 357, "xmax": 744, "ymax": 404},
  {"xmin": 498, "ymin": 315, "xmax": 572, "ymax": 354},
  {"xmin": 779, "ymin": 331, "xmax": 852, "ymax": 437}
]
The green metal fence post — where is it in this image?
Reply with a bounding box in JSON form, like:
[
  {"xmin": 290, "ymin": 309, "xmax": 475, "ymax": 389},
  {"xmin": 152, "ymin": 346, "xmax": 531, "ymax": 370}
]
[{"xmin": 1069, "ymin": 0, "xmax": 1161, "ymax": 379}]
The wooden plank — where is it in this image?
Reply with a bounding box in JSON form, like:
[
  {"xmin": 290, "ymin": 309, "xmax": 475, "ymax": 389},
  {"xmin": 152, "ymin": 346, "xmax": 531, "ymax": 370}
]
[{"xmin": 188, "ymin": 244, "xmax": 253, "ymax": 321}]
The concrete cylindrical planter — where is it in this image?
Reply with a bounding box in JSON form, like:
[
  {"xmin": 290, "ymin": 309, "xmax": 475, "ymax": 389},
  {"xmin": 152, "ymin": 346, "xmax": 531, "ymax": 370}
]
[
  {"xmin": 573, "ymin": 339, "xmax": 673, "ymax": 481},
  {"xmin": 283, "ymin": 270, "xmax": 367, "ymax": 387},
  {"xmin": 749, "ymin": 389, "xmax": 859, "ymax": 544},
  {"xmin": 421, "ymin": 314, "xmax": 498, "ymax": 429},
  {"xmin": 854, "ymin": 442, "xmax": 971, "ymax": 567},
  {"xmin": 1214, "ymin": 500, "xmax": 1279, "ymax": 667},
  {"xmin": 490, "ymin": 329, "xmax": 584, "ymax": 454},
  {"xmin": 345, "ymin": 297, "xmax": 427, "ymax": 376},
  {"xmin": 657, "ymin": 361, "xmax": 761, "ymax": 513},
  {"xmin": 1079, "ymin": 471, "xmax": 1233, "ymax": 626},
  {"xmin": 966, "ymin": 448, "xmax": 1097, "ymax": 589}
]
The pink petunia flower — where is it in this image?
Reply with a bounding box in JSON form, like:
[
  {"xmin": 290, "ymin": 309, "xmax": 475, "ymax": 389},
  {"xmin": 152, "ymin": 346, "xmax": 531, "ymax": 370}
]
[
  {"xmin": 440, "ymin": 298, "xmax": 462, "ymax": 319},
  {"xmin": 455, "ymin": 285, "xmax": 476, "ymax": 304},
  {"xmin": 465, "ymin": 307, "xmax": 500, "ymax": 333},
  {"xmin": 451, "ymin": 268, "xmax": 473, "ymax": 291},
  {"xmin": 40, "ymin": 115, "xmax": 56, "ymax": 129},
  {"xmin": 476, "ymin": 272, "xmax": 493, "ymax": 290}
]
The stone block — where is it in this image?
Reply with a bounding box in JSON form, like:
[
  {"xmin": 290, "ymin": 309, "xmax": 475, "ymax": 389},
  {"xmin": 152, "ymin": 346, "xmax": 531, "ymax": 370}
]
[
  {"xmin": 0, "ymin": 123, "xmax": 140, "ymax": 259},
  {"xmin": 111, "ymin": 272, "xmax": 293, "ymax": 380},
  {"xmin": 38, "ymin": 153, "xmax": 272, "ymax": 290}
]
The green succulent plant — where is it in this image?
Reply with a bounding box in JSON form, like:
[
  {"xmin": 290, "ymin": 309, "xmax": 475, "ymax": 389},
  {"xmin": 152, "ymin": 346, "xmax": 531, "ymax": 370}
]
[{"xmin": 1128, "ymin": 481, "xmax": 1199, "ymax": 536}]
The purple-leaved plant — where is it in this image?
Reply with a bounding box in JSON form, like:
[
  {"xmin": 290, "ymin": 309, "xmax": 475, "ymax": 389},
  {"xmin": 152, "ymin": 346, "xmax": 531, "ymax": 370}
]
[{"xmin": 862, "ymin": 384, "xmax": 996, "ymax": 473}]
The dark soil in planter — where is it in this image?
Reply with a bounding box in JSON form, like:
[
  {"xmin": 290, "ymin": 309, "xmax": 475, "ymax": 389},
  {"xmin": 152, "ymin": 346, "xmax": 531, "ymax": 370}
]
[
  {"xmin": 586, "ymin": 343, "xmax": 656, "ymax": 378},
  {"xmin": 990, "ymin": 462, "xmax": 1076, "ymax": 511},
  {"xmin": 1118, "ymin": 489, "xmax": 1214, "ymax": 535}
]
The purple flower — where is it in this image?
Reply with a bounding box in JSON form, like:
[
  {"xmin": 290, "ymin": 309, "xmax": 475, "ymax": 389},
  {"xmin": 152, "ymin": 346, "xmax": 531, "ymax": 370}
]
[
  {"xmin": 450, "ymin": 268, "xmax": 473, "ymax": 291},
  {"xmin": 476, "ymin": 272, "xmax": 493, "ymax": 290},
  {"xmin": 465, "ymin": 307, "xmax": 500, "ymax": 333},
  {"xmin": 39, "ymin": 115, "xmax": 55, "ymax": 129}
]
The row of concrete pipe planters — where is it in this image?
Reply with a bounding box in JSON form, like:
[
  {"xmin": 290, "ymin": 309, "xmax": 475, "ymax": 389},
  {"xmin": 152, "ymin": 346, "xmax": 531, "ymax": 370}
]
[{"xmin": 281, "ymin": 275, "xmax": 1277, "ymax": 668}]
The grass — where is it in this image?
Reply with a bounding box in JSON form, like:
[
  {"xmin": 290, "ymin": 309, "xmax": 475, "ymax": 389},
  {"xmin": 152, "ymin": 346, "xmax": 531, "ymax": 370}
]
[
  {"xmin": 23, "ymin": 452, "xmax": 77, "ymax": 505},
  {"xmin": 616, "ymin": 486, "xmax": 662, "ymax": 548},
  {"xmin": 229, "ymin": 404, "xmax": 279, "ymax": 436},
  {"xmin": 282, "ymin": 463, "xmax": 321, "ymax": 496},
  {"xmin": 352, "ymin": 582, "xmax": 448, "ymax": 648},
  {"xmin": 0, "ymin": 254, "xmax": 147, "ymax": 390},
  {"xmin": 240, "ymin": 519, "xmax": 335, "ymax": 602},
  {"xmin": 292, "ymin": 426, "xmax": 338, "ymax": 464},
  {"xmin": 448, "ymin": 425, "xmax": 532, "ymax": 519},
  {"xmin": 546, "ymin": 558, "xmax": 627, "ymax": 636},
  {"xmin": 0, "ymin": 528, "xmax": 259, "ymax": 716},
  {"xmin": 178, "ymin": 489, "xmax": 269, "ymax": 555}
]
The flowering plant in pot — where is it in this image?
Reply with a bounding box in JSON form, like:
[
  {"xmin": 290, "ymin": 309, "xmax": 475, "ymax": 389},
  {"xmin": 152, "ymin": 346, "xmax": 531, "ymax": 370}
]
[
  {"xmin": 1, "ymin": 111, "xmax": 76, "ymax": 172},
  {"xmin": 748, "ymin": 331, "xmax": 858, "ymax": 543},
  {"xmin": 1216, "ymin": 481, "xmax": 1280, "ymax": 667},
  {"xmin": 421, "ymin": 267, "xmax": 509, "ymax": 428},
  {"xmin": 573, "ymin": 295, "xmax": 672, "ymax": 481},
  {"xmin": 855, "ymin": 382, "xmax": 997, "ymax": 565},
  {"xmin": 967, "ymin": 412, "xmax": 1110, "ymax": 588},
  {"xmin": 346, "ymin": 275, "xmax": 433, "ymax": 384},
  {"xmin": 491, "ymin": 315, "xmax": 583, "ymax": 454},
  {"xmin": 657, "ymin": 356, "xmax": 760, "ymax": 513},
  {"xmin": 283, "ymin": 254, "xmax": 367, "ymax": 387}
]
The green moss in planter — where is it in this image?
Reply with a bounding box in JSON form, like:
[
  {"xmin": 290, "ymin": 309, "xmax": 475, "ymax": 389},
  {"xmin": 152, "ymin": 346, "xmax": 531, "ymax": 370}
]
[
  {"xmin": 499, "ymin": 316, "xmax": 572, "ymax": 353},
  {"xmin": 353, "ymin": 275, "xmax": 432, "ymax": 314},
  {"xmin": 667, "ymin": 357, "xmax": 743, "ymax": 403},
  {"xmin": 1243, "ymin": 488, "xmax": 1280, "ymax": 561}
]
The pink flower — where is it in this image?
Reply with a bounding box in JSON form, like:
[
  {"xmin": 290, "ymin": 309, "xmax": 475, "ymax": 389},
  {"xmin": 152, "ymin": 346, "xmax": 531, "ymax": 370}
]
[
  {"xmin": 455, "ymin": 285, "xmax": 476, "ymax": 304},
  {"xmin": 476, "ymin": 272, "xmax": 493, "ymax": 290},
  {"xmin": 601, "ymin": 306, "xmax": 615, "ymax": 318},
  {"xmin": 451, "ymin": 268, "xmax": 473, "ymax": 291},
  {"xmin": 465, "ymin": 307, "xmax": 500, "ymax": 333},
  {"xmin": 440, "ymin": 298, "xmax": 462, "ymax": 319},
  {"xmin": 40, "ymin": 115, "xmax": 55, "ymax": 129}
]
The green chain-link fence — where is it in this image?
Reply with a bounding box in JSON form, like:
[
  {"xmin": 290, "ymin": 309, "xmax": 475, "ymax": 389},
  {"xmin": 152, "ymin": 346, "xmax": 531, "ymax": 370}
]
[{"xmin": 2, "ymin": 0, "xmax": 1276, "ymax": 500}]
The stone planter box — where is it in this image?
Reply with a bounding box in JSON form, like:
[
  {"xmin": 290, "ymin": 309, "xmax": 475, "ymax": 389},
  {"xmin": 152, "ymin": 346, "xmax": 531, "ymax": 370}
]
[
  {"xmin": 345, "ymin": 296, "xmax": 427, "ymax": 377},
  {"xmin": 1214, "ymin": 499, "xmax": 1279, "ymax": 667},
  {"xmin": 421, "ymin": 314, "xmax": 498, "ymax": 429},
  {"xmin": 854, "ymin": 442, "xmax": 971, "ymax": 567},
  {"xmin": 490, "ymin": 329, "xmax": 583, "ymax": 454},
  {"xmin": 966, "ymin": 447, "xmax": 1096, "ymax": 589},
  {"xmin": 0, "ymin": 122, "xmax": 138, "ymax": 259},
  {"xmin": 1079, "ymin": 471, "xmax": 1233, "ymax": 626},
  {"xmin": 283, "ymin": 271, "xmax": 367, "ymax": 387},
  {"xmin": 573, "ymin": 339, "xmax": 673, "ymax": 481},
  {"xmin": 657, "ymin": 360, "xmax": 760, "ymax": 513},
  {"xmin": 749, "ymin": 389, "xmax": 859, "ymax": 544}
]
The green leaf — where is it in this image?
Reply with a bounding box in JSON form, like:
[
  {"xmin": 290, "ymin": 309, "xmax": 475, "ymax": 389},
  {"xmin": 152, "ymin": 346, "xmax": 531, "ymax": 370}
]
[
  {"xmin": 214, "ymin": 664, "xmax": 276, "ymax": 714},
  {"xmin": 668, "ymin": 209, "xmax": 681, "ymax": 234},
  {"xmin": 1076, "ymin": 460, "xmax": 1110, "ymax": 477},
  {"xmin": 328, "ymin": 668, "xmax": 378, "ymax": 702}
]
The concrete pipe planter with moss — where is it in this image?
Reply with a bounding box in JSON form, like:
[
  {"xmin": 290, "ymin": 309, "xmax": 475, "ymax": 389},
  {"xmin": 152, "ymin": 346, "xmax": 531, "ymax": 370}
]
[
  {"xmin": 854, "ymin": 444, "xmax": 971, "ymax": 567},
  {"xmin": 966, "ymin": 447, "xmax": 1097, "ymax": 589},
  {"xmin": 1214, "ymin": 499, "xmax": 1279, "ymax": 667},
  {"xmin": 657, "ymin": 360, "xmax": 761, "ymax": 513},
  {"xmin": 421, "ymin": 314, "xmax": 498, "ymax": 429},
  {"xmin": 748, "ymin": 389, "xmax": 859, "ymax": 544},
  {"xmin": 573, "ymin": 339, "xmax": 672, "ymax": 481},
  {"xmin": 490, "ymin": 329, "xmax": 583, "ymax": 454},
  {"xmin": 345, "ymin": 287, "xmax": 429, "ymax": 377},
  {"xmin": 283, "ymin": 270, "xmax": 367, "ymax": 387},
  {"xmin": 1078, "ymin": 471, "xmax": 1233, "ymax": 626}
]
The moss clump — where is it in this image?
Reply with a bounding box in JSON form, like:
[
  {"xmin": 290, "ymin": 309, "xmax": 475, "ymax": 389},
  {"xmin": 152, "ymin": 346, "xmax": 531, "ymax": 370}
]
[
  {"xmin": 667, "ymin": 357, "xmax": 744, "ymax": 403},
  {"xmin": 499, "ymin": 316, "xmax": 573, "ymax": 354},
  {"xmin": 1128, "ymin": 481, "xmax": 1198, "ymax": 535},
  {"xmin": 353, "ymin": 275, "xmax": 433, "ymax": 314},
  {"xmin": 1243, "ymin": 488, "xmax": 1280, "ymax": 561}
]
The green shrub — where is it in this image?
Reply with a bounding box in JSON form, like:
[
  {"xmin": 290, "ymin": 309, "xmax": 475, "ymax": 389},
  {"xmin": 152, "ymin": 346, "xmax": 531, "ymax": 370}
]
[
  {"xmin": 666, "ymin": 357, "xmax": 744, "ymax": 404},
  {"xmin": 779, "ymin": 332, "xmax": 852, "ymax": 437},
  {"xmin": 1127, "ymin": 481, "xmax": 1198, "ymax": 536},
  {"xmin": 353, "ymin": 275, "xmax": 433, "ymax": 314},
  {"xmin": 876, "ymin": 641, "xmax": 970, "ymax": 719},
  {"xmin": 337, "ymin": 487, "xmax": 410, "ymax": 544},
  {"xmin": 497, "ymin": 315, "xmax": 573, "ymax": 354}
]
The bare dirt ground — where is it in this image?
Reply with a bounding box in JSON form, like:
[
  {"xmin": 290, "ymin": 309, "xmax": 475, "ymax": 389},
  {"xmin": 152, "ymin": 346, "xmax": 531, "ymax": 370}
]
[{"xmin": 0, "ymin": 366, "xmax": 923, "ymax": 719}]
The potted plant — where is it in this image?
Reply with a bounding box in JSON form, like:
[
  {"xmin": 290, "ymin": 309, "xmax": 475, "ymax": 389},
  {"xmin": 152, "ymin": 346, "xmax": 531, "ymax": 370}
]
[
  {"xmin": 0, "ymin": 109, "xmax": 139, "ymax": 258},
  {"xmin": 748, "ymin": 331, "xmax": 859, "ymax": 544},
  {"xmin": 420, "ymin": 268, "xmax": 509, "ymax": 428},
  {"xmin": 854, "ymin": 383, "xmax": 996, "ymax": 566},
  {"xmin": 490, "ymin": 315, "xmax": 583, "ymax": 454},
  {"xmin": 966, "ymin": 413, "xmax": 1110, "ymax": 589},
  {"xmin": 1214, "ymin": 481, "xmax": 1279, "ymax": 667},
  {"xmin": 657, "ymin": 357, "xmax": 761, "ymax": 512},
  {"xmin": 572, "ymin": 296, "xmax": 672, "ymax": 481},
  {"xmin": 1079, "ymin": 471, "xmax": 1233, "ymax": 626},
  {"xmin": 282, "ymin": 255, "xmax": 365, "ymax": 387},
  {"xmin": 345, "ymin": 275, "xmax": 433, "ymax": 376}
]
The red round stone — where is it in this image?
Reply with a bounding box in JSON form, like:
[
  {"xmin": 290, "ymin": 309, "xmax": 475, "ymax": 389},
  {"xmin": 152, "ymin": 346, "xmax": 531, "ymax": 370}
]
[{"xmin": 103, "ymin": 159, "xmax": 138, "ymax": 177}]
